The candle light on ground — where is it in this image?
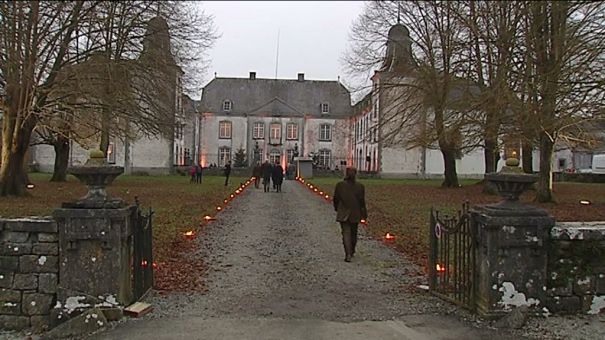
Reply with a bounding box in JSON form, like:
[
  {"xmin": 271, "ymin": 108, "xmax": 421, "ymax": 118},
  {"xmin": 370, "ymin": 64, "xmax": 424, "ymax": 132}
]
[
  {"xmin": 216, "ymin": 206, "xmax": 222, "ymax": 211},
  {"xmin": 324, "ymin": 195, "xmax": 330, "ymax": 199},
  {"xmin": 384, "ymin": 232, "xmax": 395, "ymax": 241},
  {"xmin": 360, "ymin": 219, "xmax": 367, "ymax": 224},
  {"xmin": 203, "ymin": 215, "xmax": 215, "ymax": 221},
  {"xmin": 223, "ymin": 199, "xmax": 229, "ymax": 204},
  {"xmin": 436, "ymin": 264, "xmax": 446, "ymax": 273},
  {"xmin": 230, "ymin": 194, "xmax": 235, "ymax": 199},
  {"xmin": 26, "ymin": 184, "xmax": 35, "ymax": 189},
  {"xmin": 183, "ymin": 230, "xmax": 196, "ymax": 240},
  {"xmin": 580, "ymin": 200, "xmax": 591, "ymax": 205}
]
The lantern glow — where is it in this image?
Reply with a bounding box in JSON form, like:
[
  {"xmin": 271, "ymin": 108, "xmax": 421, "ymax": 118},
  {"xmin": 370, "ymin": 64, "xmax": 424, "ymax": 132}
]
[
  {"xmin": 183, "ymin": 230, "xmax": 196, "ymax": 239},
  {"xmin": 360, "ymin": 219, "xmax": 367, "ymax": 224},
  {"xmin": 141, "ymin": 260, "xmax": 148, "ymax": 267},
  {"xmin": 436, "ymin": 264, "xmax": 446, "ymax": 272}
]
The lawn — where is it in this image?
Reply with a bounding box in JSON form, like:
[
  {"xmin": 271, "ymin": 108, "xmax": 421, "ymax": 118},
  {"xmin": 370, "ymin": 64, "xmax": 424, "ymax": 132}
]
[
  {"xmin": 307, "ymin": 177, "xmax": 605, "ymax": 269},
  {"xmin": 0, "ymin": 173, "xmax": 248, "ymax": 291}
]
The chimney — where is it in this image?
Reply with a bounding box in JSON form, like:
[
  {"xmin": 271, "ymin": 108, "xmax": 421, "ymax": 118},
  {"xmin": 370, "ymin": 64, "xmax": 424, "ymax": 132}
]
[
  {"xmin": 249, "ymin": 72, "xmax": 256, "ymax": 80},
  {"xmin": 297, "ymin": 73, "xmax": 305, "ymax": 81}
]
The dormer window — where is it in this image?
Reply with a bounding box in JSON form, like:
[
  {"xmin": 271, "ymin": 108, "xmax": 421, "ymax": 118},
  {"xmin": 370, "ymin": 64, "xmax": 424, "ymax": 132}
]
[
  {"xmin": 223, "ymin": 100, "xmax": 232, "ymax": 112},
  {"xmin": 321, "ymin": 103, "xmax": 329, "ymax": 114}
]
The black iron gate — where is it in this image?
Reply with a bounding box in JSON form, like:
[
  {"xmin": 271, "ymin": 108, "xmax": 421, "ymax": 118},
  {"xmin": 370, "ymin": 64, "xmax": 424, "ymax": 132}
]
[
  {"xmin": 132, "ymin": 198, "xmax": 154, "ymax": 301},
  {"xmin": 429, "ymin": 202, "xmax": 476, "ymax": 310}
]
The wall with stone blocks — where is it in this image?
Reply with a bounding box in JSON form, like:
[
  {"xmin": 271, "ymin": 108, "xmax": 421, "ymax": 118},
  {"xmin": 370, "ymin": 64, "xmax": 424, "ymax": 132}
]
[
  {"xmin": 0, "ymin": 218, "xmax": 58, "ymax": 332},
  {"xmin": 547, "ymin": 222, "xmax": 605, "ymax": 315}
]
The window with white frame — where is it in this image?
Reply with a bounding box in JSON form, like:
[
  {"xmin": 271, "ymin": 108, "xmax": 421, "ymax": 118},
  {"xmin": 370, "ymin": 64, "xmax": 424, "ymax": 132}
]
[
  {"xmin": 269, "ymin": 149, "xmax": 281, "ymax": 165},
  {"xmin": 219, "ymin": 121, "xmax": 232, "ymax": 139},
  {"xmin": 286, "ymin": 123, "xmax": 298, "ymax": 140},
  {"xmin": 223, "ymin": 100, "xmax": 232, "ymax": 112},
  {"xmin": 319, "ymin": 149, "xmax": 331, "ymax": 168},
  {"xmin": 319, "ymin": 124, "xmax": 331, "ymax": 141},
  {"xmin": 270, "ymin": 123, "xmax": 281, "ymax": 140},
  {"xmin": 321, "ymin": 103, "xmax": 329, "ymax": 114},
  {"xmin": 219, "ymin": 147, "xmax": 231, "ymax": 166},
  {"xmin": 287, "ymin": 149, "xmax": 294, "ymax": 163},
  {"xmin": 253, "ymin": 122, "xmax": 264, "ymax": 139}
]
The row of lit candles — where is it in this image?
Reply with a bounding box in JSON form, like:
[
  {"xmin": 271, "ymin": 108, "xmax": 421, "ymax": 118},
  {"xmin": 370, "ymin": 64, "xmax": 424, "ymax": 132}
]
[
  {"xmin": 294, "ymin": 176, "xmax": 396, "ymax": 242},
  {"xmin": 183, "ymin": 177, "xmax": 256, "ymax": 241}
]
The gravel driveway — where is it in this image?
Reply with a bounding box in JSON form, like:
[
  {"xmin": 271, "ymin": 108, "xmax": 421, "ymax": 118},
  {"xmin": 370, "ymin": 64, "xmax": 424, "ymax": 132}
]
[{"xmin": 93, "ymin": 179, "xmax": 603, "ymax": 340}]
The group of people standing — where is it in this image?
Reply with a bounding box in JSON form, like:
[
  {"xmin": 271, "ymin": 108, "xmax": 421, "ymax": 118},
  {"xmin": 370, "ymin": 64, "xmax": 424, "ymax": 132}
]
[{"xmin": 252, "ymin": 160, "xmax": 284, "ymax": 192}]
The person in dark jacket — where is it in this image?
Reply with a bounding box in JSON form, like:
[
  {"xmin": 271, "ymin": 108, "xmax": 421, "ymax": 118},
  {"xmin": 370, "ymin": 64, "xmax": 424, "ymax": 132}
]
[
  {"xmin": 195, "ymin": 164, "xmax": 203, "ymax": 183},
  {"xmin": 252, "ymin": 162, "xmax": 262, "ymax": 189},
  {"xmin": 261, "ymin": 160, "xmax": 272, "ymax": 192},
  {"xmin": 333, "ymin": 167, "xmax": 367, "ymax": 262},
  {"xmin": 271, "ymin": 161, "xmax": 284, "ymax": 192},
  {"xmin": 224, "ymin": 162, "xmax": 231, "ymax": 186}
]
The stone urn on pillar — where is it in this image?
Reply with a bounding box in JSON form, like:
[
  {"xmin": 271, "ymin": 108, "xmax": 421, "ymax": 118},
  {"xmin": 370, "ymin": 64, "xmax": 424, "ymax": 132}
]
[
  {"xmin": 471, "ymin": 158, "xmax": 554, "ymax": 318},
  {"xmin": 65, "ymin": 150, "xmax": 125, "ymax": 209},
  {"xmin": 53, "ymin": 150, "xmax": 136, "ymax": 322}
]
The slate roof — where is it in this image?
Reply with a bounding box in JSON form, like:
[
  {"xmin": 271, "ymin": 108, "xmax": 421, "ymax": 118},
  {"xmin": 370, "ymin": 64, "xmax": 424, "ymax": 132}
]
[{"xmin": 199, "ymin": 77, "xmax": 352, "ymax": 117}]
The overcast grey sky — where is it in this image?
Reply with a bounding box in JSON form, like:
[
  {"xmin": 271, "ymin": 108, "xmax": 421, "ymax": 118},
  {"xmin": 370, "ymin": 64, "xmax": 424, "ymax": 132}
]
[{"xmin": 197, "ymin": 1, "xmax": 365, "ymax": 92}]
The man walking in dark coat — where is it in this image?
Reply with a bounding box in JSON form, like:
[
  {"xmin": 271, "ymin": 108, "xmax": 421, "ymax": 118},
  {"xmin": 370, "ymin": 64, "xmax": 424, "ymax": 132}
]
[
  {"xmin": 271, "ymin": 161, "xmax": 284, "ymax": 192},
  {"xmin": 333, "ymin": 167, "xmax": 367, "ymax": 262},
  {"xmin": 261, "ymin": 160, "xmax": 272, "ymax": 192},
  {"xmin": 224, "ymin": 162, "xmax": 231, "ymax": 186}
]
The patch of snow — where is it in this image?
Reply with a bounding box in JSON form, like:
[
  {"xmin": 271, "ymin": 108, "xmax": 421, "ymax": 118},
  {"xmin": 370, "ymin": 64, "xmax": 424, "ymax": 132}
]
[
  {"xmin": 92, "ymin": 313, "xmax": 98, "ymax": 319},
  {"xmin": 97, "ymin": 321, "xmax": 104, "ymax": 326},
  {"xmin": 498, "ymin": 281, "xmax": 540, "ymax": 310},
  {"xmin": 502, "ymin": 226, "xmax": 516, "ymax": 234},
  {"xmin": 54, "ymin": 301, "xmax": 62, "ymax": 309},
  {"xmin": 64, "ymin": 296, "xmax": 90, "ymax": 314},
  {"xmin": 525, "ymin": 235, "xmax": 538, "ymax": 242},
  {"xmin": 0, "ymin": 275, "xmax": 4, "ymax": 279},
  {"xmin": 417, "ymin": 285, "xmax": 429, "ymax": 290},
  {"xmin": 38, "ymin": 256, "xmax": 47, "ymax": 266},
  {"xmin": 542, "ymin": 307, "xmax": 551, "ymax": 317},
  {"xmin": 577, "ymin": 277, "xmax": 590, "ymax": 285},
  {"xmin": 30, "ymin": 301, "xmax": 36, "ymax": 306},
  {"xmin": 492, "ymin": 284, "xmax": 498, "ymax": 290},
  {"xmin": 91, "ymin": 257, "xmax": 96, "ymax": 263},
  {"xmin": 551, "ymin": 272, "xmax": 558, "ymax": 280},
  {"xmin": 588, "ymin": 295, "xmax": 605, "ymax": 315},
  {"xmin": 3, "ymin": 302, "xmax": 17, "ymax": 307},
  {"xmin": 13, "ymin": 247, "xmax": 18, "ymax": 252}
]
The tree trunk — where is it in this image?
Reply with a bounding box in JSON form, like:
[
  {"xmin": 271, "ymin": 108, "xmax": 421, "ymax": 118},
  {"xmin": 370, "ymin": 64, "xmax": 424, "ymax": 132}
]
[
  {"xmin": 50, "ymin": 135, "xmax": 70, "ymax": 182},
  {"xmin": 535, "ymin": 132, "xmax": 554, "ymax": 202},
  {"xmin": 522, "ymin": 142, "xmax": 534, "ymax": 173},
  {"xmin": 441, "ymin": 148, "xmax": 460, "ymax": 188},
  {"xmin": 0, "ymin": 106, "xmax": 35, "ymax": 196},
  {"xmin": 484, "ymin": 138, "xmax": 498, "ymax": 174}
]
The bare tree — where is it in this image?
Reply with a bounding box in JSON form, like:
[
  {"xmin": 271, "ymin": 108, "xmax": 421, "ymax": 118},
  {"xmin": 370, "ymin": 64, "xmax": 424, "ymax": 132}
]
[
  {"xmin": 33, "ymin": 1, "xmax": 218, "ymax": 181},
  {"xmin": 518, "ymin": 1, "xmax": 605, "ymax": 202},
  {"xmin": 0, "ymin": 1, "xmax": 100, "ymax": 195},
  {"xmin": 344, "ymin": 1, "xmax": 473, "ymax": 187}
]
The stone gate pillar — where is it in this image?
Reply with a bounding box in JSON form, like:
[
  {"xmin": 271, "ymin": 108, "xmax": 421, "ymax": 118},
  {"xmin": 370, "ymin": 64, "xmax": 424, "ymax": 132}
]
[
  {"xmin": 472, "ymin": 160, "xmax": 555, "ymax": 317},
  {"xmin": 52, "ymin": 151, "xmax": 134, "ymax": 320}
]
